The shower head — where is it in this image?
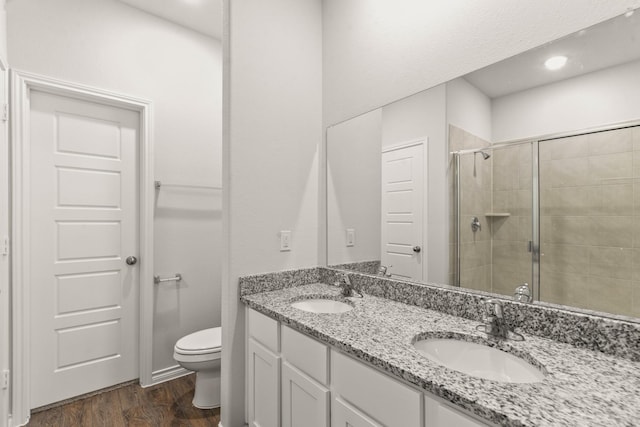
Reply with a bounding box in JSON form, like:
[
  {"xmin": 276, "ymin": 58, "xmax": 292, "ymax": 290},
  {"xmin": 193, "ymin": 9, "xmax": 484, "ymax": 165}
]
[{"xmin": 475, "ymin": 150, "xmax": 491, "ymax": 160}]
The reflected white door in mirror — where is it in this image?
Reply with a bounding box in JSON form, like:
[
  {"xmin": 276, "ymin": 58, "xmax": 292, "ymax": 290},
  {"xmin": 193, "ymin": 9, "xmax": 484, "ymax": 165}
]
[{"xmin": 381, "ymin": 142, "xmax": 425, "ymax": 281}]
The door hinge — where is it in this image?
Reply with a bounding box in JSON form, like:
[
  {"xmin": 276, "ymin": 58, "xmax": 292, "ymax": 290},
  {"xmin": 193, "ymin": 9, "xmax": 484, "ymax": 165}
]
[
  {"xmin": 2, "ymin": 104, "xmax": 7, "ymax": 122},
  {"xmin": 1, "ymin": 237, "xmax": 7, "ymax": 256},
  {"xmin": 1, "ymin": 370, "xmax": 8, "ymax": 389}
]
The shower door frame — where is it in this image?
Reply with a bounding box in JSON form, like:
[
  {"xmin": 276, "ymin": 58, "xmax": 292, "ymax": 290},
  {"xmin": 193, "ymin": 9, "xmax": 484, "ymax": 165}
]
[{"xmin": 454, "ymin": 119, "xmax": 640, "ymax": 306}]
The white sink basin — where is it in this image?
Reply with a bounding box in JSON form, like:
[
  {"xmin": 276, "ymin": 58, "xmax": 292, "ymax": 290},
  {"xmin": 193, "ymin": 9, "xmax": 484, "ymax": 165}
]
[
  {"xmin": 291, "ymin": 298, "xmax": 353, "ymax": 314},
  {"xmin": 413, "ymin": 338, "xmax": 545, "ymax": 383}
]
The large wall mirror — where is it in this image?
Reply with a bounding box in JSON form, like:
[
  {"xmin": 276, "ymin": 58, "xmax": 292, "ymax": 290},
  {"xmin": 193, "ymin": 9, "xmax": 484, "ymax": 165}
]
[{"xmin": 326, "ymin": 9, "xmax": 640, "ymax": 320}]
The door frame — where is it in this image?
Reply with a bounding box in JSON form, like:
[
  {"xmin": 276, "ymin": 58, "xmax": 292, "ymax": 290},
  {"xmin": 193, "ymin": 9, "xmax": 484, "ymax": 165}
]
[
  {"xmin": 10, "ymin": 70, "xmax": 154, "ymax": 425},
  {"xmin": 0, "ymin": 58, "xmax": 9, "ymax": 427}
]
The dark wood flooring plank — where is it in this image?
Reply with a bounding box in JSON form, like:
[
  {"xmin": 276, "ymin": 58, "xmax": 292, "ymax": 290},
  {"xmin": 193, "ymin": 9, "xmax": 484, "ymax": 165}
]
[
  {"xmin": 91, "ymin": 389, "xmax": 125, "ymax": 427},
  {"xmin": 28, "ymin": 405, "xmax": 63, "ymax": 427},
  {"xmin": 117, "ymin": 382, "xmax": 142, "ymax": 412},
  {"xmin": 28, "ymin": 375, "xmax": 220, "ymax": 427},
  {"xmin": 61, "ymin": 398, "xmax": 93, "ymax": 427}
]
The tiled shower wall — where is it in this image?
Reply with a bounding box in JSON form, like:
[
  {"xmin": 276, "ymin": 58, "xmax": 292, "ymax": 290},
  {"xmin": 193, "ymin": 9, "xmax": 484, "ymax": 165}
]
[{"xmin": 539, "ymin": 126, "xmax": 640, "ymax": 317}]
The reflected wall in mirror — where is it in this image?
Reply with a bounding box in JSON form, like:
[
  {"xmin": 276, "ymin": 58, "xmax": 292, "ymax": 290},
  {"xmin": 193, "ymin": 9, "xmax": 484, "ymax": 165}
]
[{"xmin": 326, "ymin": 9, "xmax": 640, "ymax": 320}]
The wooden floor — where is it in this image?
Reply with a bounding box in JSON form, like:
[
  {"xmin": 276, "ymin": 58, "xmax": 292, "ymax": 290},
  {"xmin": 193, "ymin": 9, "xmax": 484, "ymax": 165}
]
[{"xmin": 28, "ymin": 375, "xmax": 220, "ymax": 427}]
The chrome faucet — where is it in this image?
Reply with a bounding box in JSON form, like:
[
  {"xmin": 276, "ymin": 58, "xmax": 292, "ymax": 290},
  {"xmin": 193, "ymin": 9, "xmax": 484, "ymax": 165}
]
[
  {"xmin": 477, "ymin": 299, "xmax": 509, "ymax": 339},
  {"xmin": 476, "ymin": 299, "xmax": 524, "ymax": 341},
  {"xmin": 336, "ymin": 273, "xmax": 362, "ymax": 298},
  {"xmin": 377, "ymin": 265, "xmax": 392, "ymax": 277}
]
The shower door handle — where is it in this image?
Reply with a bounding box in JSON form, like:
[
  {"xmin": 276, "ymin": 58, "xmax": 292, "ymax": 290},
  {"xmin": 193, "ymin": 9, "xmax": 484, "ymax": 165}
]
[{"xmin": 126, "ymin": 256, "xmax": 138, "ymax": 266}]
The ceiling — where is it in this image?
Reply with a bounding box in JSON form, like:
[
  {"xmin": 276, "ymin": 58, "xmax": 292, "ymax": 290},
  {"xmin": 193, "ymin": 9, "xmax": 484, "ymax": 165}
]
[
  {"xmin": 465, "ymin": 10, "xmax": 640, "ymax": 98},
  {"xmin": 118, "ymin": 0, "xmax": 223, "ymax": 40}
]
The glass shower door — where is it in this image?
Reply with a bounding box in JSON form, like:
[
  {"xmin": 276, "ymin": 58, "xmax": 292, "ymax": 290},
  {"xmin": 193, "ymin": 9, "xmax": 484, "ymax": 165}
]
[
  {"xmin": 455, "ymin": 141, "xmax": 534, "ymax": 298},
  {"xmin": 538, "ymin": 126, "xmax": 640, "ymax": 317}
]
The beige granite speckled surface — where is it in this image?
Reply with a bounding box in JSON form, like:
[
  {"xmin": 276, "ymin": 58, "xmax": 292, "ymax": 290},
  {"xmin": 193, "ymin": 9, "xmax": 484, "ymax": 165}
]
[{"xmin": 241, "ymin": 283, "xmax": 640, "ymax": 427}]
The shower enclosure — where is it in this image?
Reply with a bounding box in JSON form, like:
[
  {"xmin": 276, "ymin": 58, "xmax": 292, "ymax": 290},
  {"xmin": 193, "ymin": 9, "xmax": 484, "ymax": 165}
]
[{"xmin": 453, "ymin": 123, "xmax": 640, "ymax": 318}]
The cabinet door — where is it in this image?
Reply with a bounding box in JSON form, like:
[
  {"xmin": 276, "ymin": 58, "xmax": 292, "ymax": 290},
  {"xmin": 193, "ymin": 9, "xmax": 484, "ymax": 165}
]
[
  {"xmin": 332, "ymin": 350, "xmax": 422, "ymax": 427},
  {"xmin": 248, "ymin": 338, "xmax": 281, "ymax": 427},
  {"xmin": 424, "ymin": 394, "xmax": 490, "ymax": 427},
  {"xmin": 282, "ymin": 362, "xmax": 330, "ymax": 427},
  {"xmin": 332, "ymin": 396, "xmax": 383, "ymax": 427}
]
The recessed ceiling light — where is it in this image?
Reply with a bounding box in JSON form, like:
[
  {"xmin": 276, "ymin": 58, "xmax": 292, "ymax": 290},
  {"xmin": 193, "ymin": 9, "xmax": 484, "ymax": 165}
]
[{"xmin": 544, "ymin": 55, "xmax": 568, "ymax": 71}]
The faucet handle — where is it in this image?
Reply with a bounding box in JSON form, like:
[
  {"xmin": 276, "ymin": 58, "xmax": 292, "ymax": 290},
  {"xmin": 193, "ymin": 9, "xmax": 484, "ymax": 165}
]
[
  {"xmin": 484, "ymin": 299, "xmax": 503, "ymax": 318},
  {"xmin": 514, "ymin": 283, "xmax": 532, "ymax": 303},
  {"xmin": 340, "ymin": 272, "xmax": 351, "ymax": 285}
]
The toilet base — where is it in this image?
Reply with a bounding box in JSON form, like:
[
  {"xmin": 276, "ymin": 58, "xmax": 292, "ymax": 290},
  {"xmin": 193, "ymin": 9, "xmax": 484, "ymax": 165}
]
[{"xmin": 192, "ymin": 368, "xmax": 221, "ymax": 409}]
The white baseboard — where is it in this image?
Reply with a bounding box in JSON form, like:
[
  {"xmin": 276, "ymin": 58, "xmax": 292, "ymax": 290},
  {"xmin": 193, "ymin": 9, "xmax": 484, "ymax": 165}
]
[{"xmin": 148, "ymin": 365, "xmax": 191, "ymax": 386}]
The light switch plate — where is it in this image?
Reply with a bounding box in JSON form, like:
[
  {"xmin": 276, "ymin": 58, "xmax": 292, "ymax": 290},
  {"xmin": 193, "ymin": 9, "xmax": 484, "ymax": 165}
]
[
  {"xmin": 346, "ymin": 228, "xmax": 355, "ymax": 247},
  {"xmin": 280, "ymin": 230, "xmax": 291, "ymax": 251}
]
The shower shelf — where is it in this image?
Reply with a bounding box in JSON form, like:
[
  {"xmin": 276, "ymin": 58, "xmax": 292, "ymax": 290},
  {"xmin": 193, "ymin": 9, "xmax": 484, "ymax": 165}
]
[{"xmin": 484, "ymin": 212, "xmax": 511, "ymax": 217}]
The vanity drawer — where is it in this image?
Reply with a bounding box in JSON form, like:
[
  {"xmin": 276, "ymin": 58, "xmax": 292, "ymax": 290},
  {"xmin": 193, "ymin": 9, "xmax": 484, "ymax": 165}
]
[
  {"xmin": 331, "ymin": 350, "xmax": 422, "ymax": 427},
  {"xmin": 248, "ymin": 308, "xmax": 279, "ymax": 353},
  {"xmin": 281, "ymin": 325, "xmax": 329, "ymax": 385}
]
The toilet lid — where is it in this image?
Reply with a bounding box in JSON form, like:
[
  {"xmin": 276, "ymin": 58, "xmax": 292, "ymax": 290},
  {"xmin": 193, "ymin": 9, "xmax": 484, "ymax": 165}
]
[{"xmin": 175, "ymin": 327, "xmax": 222, "ymax": 355}]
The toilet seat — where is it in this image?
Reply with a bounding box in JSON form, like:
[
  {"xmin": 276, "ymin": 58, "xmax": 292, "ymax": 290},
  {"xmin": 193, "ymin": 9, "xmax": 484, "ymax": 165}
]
[{"xmin": 175, "ymin": 327, "xmax": 222, "ymax": 356}]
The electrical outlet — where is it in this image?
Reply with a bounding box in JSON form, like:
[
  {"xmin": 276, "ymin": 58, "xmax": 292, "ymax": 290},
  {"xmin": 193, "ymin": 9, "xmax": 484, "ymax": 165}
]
[
  {"xmin": 346, "ymin": 228, "xmax": 355, "ymax": 247},
  {"xmin": 280, "ymin": 230, "xmax": 291, "ymax": 251}
]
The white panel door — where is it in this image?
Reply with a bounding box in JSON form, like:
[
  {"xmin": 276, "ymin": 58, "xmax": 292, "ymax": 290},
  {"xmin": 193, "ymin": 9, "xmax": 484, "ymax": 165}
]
[
  {"xmin": 381, "ymin": 143, "xmax": 424, "ymax": 280},
  {"xmin": 248, "ymin": 338, "xmax": 281, "ymax": 427},
  {"xmin": 282, "ymin": 362, "xmax": 329, "ymax": 427},
  {"xmin": 29, "ymin": 90, "xmax": 139, "ymax": 408}
]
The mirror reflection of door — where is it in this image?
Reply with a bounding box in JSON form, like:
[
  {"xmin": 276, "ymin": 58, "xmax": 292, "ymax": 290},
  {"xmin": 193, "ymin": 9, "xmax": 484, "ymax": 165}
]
[{"xmin": 381, "ymin": 142, "xmax": 424, "ymax": 280}]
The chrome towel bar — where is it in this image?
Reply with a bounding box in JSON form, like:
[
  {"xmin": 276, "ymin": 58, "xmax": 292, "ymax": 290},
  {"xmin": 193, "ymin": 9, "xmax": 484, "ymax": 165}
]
[{"xmin": 154, "ymin": 273, "xmax": 182, "ymax": 285}]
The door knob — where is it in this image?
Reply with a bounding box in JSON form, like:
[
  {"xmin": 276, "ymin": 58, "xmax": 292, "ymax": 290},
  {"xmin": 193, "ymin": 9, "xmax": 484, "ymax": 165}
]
[
  {"xmin": 126, "ymin": 256, "xmax": 138, "ymax": 265},
  {"xmin": 413, "ymin": 246, "xmax": 421, "ymax": 253}
]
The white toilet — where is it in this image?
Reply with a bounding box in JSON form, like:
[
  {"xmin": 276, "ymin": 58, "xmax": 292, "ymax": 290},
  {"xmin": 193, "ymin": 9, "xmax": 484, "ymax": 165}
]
[{"xmin": 173, "ymin": 327, "xmax": 222, "ymax": 409}]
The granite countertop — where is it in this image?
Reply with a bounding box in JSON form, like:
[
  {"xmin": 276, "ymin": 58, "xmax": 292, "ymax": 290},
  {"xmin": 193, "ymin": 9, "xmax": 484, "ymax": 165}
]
[{"xmin": 241, "ymin": 283, "xmax": 640, "ymax": 427}]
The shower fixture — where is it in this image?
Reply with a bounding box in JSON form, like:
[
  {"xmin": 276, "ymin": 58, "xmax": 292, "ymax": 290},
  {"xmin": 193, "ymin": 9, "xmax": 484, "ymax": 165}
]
[{"xmin": 474, "ymin": 150, "xmax": 491, "ymax": 160}]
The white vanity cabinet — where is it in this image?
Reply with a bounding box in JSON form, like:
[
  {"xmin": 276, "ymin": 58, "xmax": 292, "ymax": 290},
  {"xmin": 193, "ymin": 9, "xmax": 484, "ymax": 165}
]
[
  {"xmin": 332, "ymin": 396, "xmax": 382, "ymax": 427},
  {"xmin": 331, "ymin": 349, "xmax": 422, "ymax": 427},
  {"xmin": 281, "ymin": 325, "xmax": 330, "ymax": 427},
  {"xmin": 247, "ymin": 309, "xmax": 281, "ymax": 427},
  {"xmin": 424, "ymin": 394, "xmax": 490, "ymax": 427},
  {"xmin": 246, "ymin": 308, "xmax": 492, "ymax": 427}
]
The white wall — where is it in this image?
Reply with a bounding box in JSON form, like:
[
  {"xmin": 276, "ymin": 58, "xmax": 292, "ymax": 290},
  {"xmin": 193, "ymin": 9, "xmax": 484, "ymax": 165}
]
[
  {"xmin": 447, "ymin": 78, "xmax": 492, "ymax": 143},
  {"xmin": 381, "ymin": 86, "xmax": 448, "ymax": 283},
  {"xmin": 492, "ymin": 59, "xmax": 640, "ymax": 142},
  {"xmin": 7, "ymin": 0, "xmax": 222, "ymax": 375},
  {"xmin": 323, "ymin": 0, "xmax": 639, "ymax": 127},
  {"xmin": 327, "ymin": 109, "xmax": 382, "ymax": 265},
  {"xmin": 223, "ymin": 0, "xmax": 323, "ymax": 426}
]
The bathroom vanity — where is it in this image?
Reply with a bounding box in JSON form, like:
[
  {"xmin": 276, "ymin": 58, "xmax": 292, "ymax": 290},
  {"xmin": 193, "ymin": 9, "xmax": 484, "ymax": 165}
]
[
  {"xmin": 247, "ymin": 305, "xmax": 489, "ymax": 427},
  {"xmin": 240, "ymin": 271, "xmax": 640, "ymax": 427}
]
